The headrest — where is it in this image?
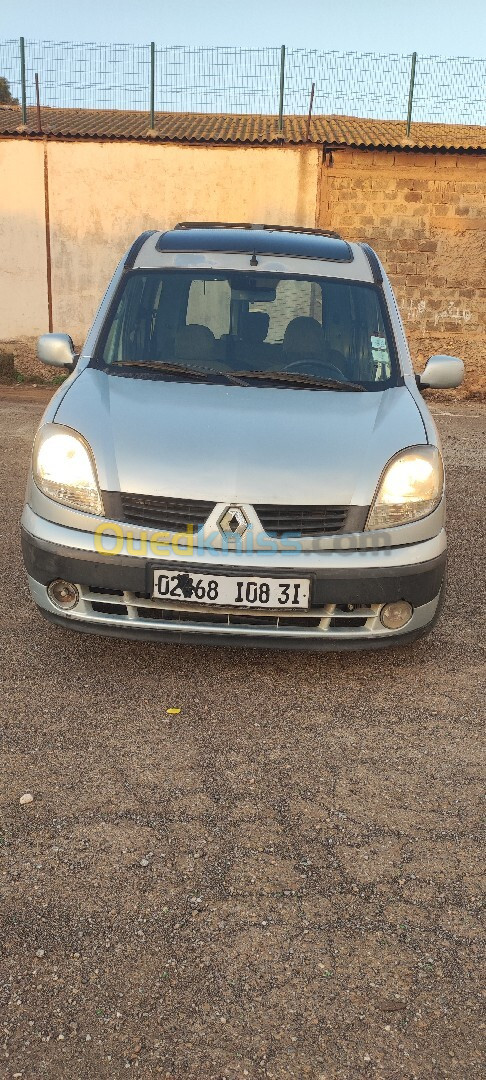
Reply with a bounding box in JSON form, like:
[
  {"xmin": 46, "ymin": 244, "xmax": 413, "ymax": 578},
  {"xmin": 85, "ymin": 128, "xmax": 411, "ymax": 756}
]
[
  {"xmin": 244, "ymin": 311, "xmax": 270, "ymax": 343},
  {"xmin": 283, "ymin": 316, "xmax": 325, "ymax": 356},
  {"xmin": 175, "ymin": 324, "xmax": 217, "ymax": 362}
]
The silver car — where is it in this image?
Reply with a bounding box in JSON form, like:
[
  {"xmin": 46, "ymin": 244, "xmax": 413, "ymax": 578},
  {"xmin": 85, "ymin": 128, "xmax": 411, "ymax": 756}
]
[{"xmin": 22, "ymin": 223, "xmax": 464, "ymax": 651}]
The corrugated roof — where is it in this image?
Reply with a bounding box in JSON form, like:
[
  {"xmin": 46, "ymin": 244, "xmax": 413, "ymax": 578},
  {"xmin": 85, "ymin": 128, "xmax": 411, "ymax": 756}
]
[{"xmin": 0, "ymin": 104, "xmax": 485, "ymax": 151}]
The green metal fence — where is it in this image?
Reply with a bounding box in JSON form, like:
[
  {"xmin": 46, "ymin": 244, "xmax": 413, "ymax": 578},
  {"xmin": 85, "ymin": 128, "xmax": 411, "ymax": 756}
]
[{"xmin": 0, "ymin": 39, "xmax": 485, "ymax": 127}]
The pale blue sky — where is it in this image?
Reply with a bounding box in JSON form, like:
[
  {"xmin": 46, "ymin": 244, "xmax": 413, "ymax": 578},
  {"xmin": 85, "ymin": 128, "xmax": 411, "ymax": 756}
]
[{"xmin": 3, "ymin": 0, "xmax": 486, "ymax": 57}]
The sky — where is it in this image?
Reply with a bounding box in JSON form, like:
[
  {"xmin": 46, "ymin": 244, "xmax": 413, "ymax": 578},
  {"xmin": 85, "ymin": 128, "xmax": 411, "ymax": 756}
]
[{"xmin": 2, "ymin": 0, "xmax": 486, "ymax": 58}]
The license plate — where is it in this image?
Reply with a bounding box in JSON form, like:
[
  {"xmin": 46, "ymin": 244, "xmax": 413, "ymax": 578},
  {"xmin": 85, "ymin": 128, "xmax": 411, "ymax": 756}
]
[{"xmin": 152, "ymin": 570, "xmax": 310, "ymax": 609}]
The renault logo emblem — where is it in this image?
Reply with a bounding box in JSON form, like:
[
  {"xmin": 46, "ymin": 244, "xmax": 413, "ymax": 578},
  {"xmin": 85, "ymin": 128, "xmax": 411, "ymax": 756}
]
[{"xmin": 218, "ymin": 505, "xmax": 249, "ymax": 539}]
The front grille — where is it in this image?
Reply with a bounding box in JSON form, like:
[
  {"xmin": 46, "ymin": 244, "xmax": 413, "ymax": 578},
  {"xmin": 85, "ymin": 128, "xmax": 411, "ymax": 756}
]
[
  {"xmin": 254, "ymin": 504, "xmax": 348, "ymax": 537},
  {"xmin": 138, "ymin": 606, "xmax": 228, "ymax": 625},
  {"xmin": 91, "ymin": 600, "xmax": 127, "ymax": 615},
  {"xmin": 119, "ymin": 493, "xmax": 215, "ymax": 533},
  {"xmin": 70, "ymin": 586, "xmax": 384, "ymax": 638},
  {"xmin": 112, "ymin": 492, "xmax": 351, "ymax": 537},
  {"xmin": 330, "ymin": 613, "xmax": 367, "ymax": 628},
  {"xmin": 136, "ymin": 607, "xmax": 322, "ymax": 628}
]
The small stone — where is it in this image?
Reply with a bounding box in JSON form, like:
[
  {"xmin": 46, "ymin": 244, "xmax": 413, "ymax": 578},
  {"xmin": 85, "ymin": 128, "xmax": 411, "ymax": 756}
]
[
  {"xmin": 140, "ymin": 858, "xmax": 149, "ymax": 867},
  {"xmin": 20, "ymin": 793, "xmax": 34, "ymax": 805},
  {"xmin": 364, "ymin": 1055, "xmax": 371, "ymax": 1062},
  {"xmin": 36, "ymin": 948, "xmax": 45, "ymax": 958},
  {"xmin": 377, "ymin": 998, "xmax": 407, "ymax": 1012}
]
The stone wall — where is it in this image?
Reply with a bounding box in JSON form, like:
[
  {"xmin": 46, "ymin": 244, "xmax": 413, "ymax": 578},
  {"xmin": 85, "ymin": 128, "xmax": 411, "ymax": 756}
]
[{"xmin": 319, "ymin": 149, "xmax": 486, "ymax": 396}]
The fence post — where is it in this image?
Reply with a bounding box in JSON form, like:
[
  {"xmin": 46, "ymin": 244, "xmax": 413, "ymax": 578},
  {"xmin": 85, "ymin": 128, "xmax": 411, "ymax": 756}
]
[
  {"xmin": 149, "ymin": 41, "xmax": 155, "ymax": 130},
  {"xmin": 278, "ymin": 45, "xmax": 286, "ymax": 134},
  {"xmin": 35, "ymin": 72, "xmax": 42, "ymax": 133},
  {"xmin": 19, "ymin": 36, "xmax": 27, "ymax": 125},
  {"xmin": 306, "ymin": 82, "xmax": 315, "ymax": 142},
  {"xmin": 406, "ymin": 51, "xmax": 417, "ymax": 136}
]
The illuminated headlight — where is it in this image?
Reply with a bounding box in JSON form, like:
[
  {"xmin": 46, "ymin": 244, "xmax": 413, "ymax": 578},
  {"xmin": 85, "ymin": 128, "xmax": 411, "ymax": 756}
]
[
  {"xmin": 33, "ymin": 425, "xmax": 103, "ymax": 515},
  {"xmin": 366, "ymin": 446, "xmax": 443, "ymax": 530}
]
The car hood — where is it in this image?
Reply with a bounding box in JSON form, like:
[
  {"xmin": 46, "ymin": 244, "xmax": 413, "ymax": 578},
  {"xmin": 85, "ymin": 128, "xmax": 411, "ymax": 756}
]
[{"xmin": 54, "ymin": 368, "xmax": 427, "ymax": 507}]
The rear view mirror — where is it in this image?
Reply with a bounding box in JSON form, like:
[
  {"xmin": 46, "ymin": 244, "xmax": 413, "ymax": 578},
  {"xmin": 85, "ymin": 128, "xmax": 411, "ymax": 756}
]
[
  {"xmin": 37, "ymin": 333, "xmax": 76, "ymax": 369},
  {"xmin": 418, "ymin": 354, "xmax": 464, "ymax": 390},
  {"xmin": 230, "ymin": 273, "xmax": 277, "ymax": 303},
  {"xmin": 233, "ymin": 287, "xmax": 277, "ymax": 303}
]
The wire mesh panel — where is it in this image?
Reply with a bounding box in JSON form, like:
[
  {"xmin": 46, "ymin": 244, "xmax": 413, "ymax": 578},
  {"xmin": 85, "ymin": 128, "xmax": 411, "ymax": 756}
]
[
  {"xmin": 155, "ymin": 46, "xmax": 281, "ymax": 113},
  {"xmin": 285, "ymin": 50, "xmax": 413, "ymax": 120},
  {"xmin": 0, "ymin": 39, "xmax": 484, "ymax": 125},
  {"xmin": 412, "ymin": 54, "xmax": 486, "ymax": 124},
  {"xmin": 0, "ymin": 40, "xmax": 21, "ymax": 103},
  {"xmin": 1, "ymin": 39, "xmax": 151, "ymax": 110}
]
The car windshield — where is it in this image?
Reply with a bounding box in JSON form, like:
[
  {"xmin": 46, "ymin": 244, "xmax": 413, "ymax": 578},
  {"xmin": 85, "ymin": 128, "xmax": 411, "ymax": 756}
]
[{"xmin": 96, "ymin": 269, "xmax": 397, "ymax": 389}]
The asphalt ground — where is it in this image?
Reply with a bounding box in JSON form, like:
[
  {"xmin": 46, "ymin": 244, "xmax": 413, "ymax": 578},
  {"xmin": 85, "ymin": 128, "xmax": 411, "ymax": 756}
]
[{"xmin": 0, "ymin": 391, "xmax": 484, "ymax": 1080}]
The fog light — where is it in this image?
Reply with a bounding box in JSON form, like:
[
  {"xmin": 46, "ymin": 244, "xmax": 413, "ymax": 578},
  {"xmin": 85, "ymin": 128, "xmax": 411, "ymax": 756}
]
[
  {"xmin": 380, "ymin": 600, "xmax": 413, "ymax": 630},
  {"xmin": 47, "ymin": 579, "xmax": 79, "ymax": 610}
]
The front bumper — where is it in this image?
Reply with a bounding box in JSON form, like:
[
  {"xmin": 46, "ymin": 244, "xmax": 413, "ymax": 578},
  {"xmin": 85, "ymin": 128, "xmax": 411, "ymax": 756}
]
[{"xmin": 21, "ymin": 507, "xmax": 447, "ymax": 651}]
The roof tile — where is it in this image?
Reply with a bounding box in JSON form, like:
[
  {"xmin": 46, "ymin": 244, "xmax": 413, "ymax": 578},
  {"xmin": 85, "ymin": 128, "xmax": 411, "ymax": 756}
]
[{"xmin": 0, "ymin": 104, "xmax": 484, "ymax": 151}]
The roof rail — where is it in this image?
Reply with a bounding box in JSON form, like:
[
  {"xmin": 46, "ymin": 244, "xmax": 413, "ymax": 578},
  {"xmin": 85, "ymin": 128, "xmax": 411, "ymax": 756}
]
[
  {"xmin": 124, "ymin": 230, "xmax": 156, "ymax": 268},
  {"xmin": 174, "ymin": 222, "xmax": 342, "ymax": 239},
  {"xmin": 360, "ymin": 242, "xmax": 383, "ymax": 284}
]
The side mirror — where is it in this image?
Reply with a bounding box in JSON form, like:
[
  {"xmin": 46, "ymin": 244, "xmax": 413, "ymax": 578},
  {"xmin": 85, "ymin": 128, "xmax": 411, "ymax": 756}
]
[
  {"xmin": 37, "ymin": 333, "xmax": 77, "ymax": 369},
  {"xmin": 417, "ymin": 354, "xmax": 464, "ymax": 390}
]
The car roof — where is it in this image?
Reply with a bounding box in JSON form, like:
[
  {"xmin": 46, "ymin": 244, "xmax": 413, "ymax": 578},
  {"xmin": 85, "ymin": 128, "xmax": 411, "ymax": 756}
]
[
  {"xmin": 127, "ymin": 224, "xmax": 376, "ymax": 282},
  {"xmin": 155, "ymin": 223, "xmax": 353, "ymax": 263}
]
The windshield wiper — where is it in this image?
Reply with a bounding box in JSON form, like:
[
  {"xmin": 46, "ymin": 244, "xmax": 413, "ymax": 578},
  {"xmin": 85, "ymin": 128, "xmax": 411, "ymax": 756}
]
[
  {"xmin": 231, "ymin": 370, "xmax": 366, "ymax": 391},
  {"xmin": 111, "ymin": 361, "xmax": 248, "ymax": 385},
  {"xmin": 110, "ymin": 361, "xmax": 364, "ymax": 391}
]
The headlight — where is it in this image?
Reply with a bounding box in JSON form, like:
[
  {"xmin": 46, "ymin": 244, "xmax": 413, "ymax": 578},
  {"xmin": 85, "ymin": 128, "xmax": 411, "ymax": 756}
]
[
  {"xmin": 33, "ymin": 425, "xmax": 103, "ymax": 515},
  {"xmin": 366, "ymin": 445, "xmax": 443, "ymax": 530}
]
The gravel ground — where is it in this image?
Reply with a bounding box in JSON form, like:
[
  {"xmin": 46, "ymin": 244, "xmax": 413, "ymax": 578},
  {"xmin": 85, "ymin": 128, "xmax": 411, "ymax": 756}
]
[{"xmin": 0, "ymin": 391, "xmax": 484, "ymax": 1080}]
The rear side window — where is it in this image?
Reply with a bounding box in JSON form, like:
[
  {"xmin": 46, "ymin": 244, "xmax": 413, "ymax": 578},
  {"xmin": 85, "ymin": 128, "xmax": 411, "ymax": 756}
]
[
  {"xmin": 322, "ymin": 280, "xmax": 393, "ymax": 382},
  {"xmin": 186, "ymin": 278, "xmax": 231, "ymax": 338},
  {"xmin": 102, "ymin": 273, "xmax": 163, "ymax": 364},
  {"xmin": 250, "ymin": 279, "xmax": 323, "ymax": 342}
]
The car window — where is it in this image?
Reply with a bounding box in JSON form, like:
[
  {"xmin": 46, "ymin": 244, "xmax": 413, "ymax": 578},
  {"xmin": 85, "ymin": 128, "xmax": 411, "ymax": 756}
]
[
  {"xmin": 250, "ymin": 279, "xmax": 323, "ymax": 343},
  {"xmin": 98, "ymin": 269, "xmax": 396, "ymax": 388},
  {"xmin": 187, "ymin": 278, "xmax": 231, "ymax": 339},
  {"xmin": 102, "ymin": 273, "xmax": 163, "ymax": 364}
]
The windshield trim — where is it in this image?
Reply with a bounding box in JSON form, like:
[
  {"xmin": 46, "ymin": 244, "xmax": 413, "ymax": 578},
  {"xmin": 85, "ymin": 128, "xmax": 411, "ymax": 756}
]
[{"xmin": 90, "ymin": 266, "xmax": 403, "ymax": 389}]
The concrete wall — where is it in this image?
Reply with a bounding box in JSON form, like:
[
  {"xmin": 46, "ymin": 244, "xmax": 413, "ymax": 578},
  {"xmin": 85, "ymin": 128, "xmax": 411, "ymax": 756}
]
[
  {"xmin": 0, "ymin": 140, "xmax": 319, "ymax": 341},
  {"xmin": 0, "ymin": 140, "xmax": 48, "ymax": 338},
  {"xmin": 49, "ymin": 141, "xmax": 319, "ymax": 336},
  {"xmin": 0, "ymin": 136, "xmax": 484, "ymax": 393}
]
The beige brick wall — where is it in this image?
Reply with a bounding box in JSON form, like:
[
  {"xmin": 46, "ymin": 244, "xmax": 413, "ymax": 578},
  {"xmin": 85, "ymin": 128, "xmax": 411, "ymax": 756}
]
[{"xmin": 318, "ymin": 149, "xmax": 486, "ymax": 396}]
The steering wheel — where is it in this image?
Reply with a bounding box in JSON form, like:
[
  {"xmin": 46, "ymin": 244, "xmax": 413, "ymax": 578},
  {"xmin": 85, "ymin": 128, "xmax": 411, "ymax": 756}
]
[{"xmin": 283, "ymin": 358, "xmax": 346, "ymax": 381}]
